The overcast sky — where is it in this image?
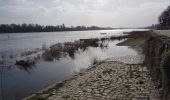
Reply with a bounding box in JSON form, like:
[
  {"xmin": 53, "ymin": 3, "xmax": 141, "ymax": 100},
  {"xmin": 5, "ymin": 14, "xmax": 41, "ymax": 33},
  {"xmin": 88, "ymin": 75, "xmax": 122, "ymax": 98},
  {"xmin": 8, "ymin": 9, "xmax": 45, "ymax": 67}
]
[{"xmin": 0, "ymin": 0, "xmax": 170, "ymax": 27}]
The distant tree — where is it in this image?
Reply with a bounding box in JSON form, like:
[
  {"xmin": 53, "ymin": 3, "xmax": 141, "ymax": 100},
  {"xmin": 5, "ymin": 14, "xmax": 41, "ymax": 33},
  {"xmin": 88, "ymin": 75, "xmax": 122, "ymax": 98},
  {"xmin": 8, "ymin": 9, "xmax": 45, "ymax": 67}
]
[
  {"xmin": 0, "ymin": 23, "xmax": 112, "ymax": 33},
  {"xmin": 159, "ymin": 5, "xmax": 170, "ymax": 26},
  {"xmin": 62, "ymin": 24, "xmax": 65, "ymax": 29}
]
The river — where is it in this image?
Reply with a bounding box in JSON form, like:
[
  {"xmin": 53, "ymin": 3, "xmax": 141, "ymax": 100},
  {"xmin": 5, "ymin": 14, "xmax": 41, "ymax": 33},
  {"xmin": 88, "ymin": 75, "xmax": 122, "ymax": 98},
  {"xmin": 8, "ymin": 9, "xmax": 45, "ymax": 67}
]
[{"xmin": 0, "ymin": 29, "xmax": 144, "ymax": 100}]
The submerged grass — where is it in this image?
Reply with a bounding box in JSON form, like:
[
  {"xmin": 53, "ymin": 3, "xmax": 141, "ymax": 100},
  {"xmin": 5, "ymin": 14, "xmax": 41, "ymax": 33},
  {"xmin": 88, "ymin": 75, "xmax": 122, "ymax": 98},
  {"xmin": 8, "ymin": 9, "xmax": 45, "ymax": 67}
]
[
  {"xmin": 117, "ymin": 38, "xmax": 145, "ymax": 52},
  {"xmin": 27, "ymin": 95, "xmax": 46, "ymax": 100},
  {"xmin": 14, "ymin": 31, "xmax": 150, "ymax": 68},
  {"xmin": 5, "ymin": 34, "xmax": 129, "ymax": 68},
  {"xmin": 16, "ymin": 59, "xmax": 36, "ymax": 67},
  {"xmin": 42, "ymin": 39, "xmax": 101, "ymax": 61},
  {"xmin": 117, "ymin": 31, "xmax": 153, "ymax": 54}
]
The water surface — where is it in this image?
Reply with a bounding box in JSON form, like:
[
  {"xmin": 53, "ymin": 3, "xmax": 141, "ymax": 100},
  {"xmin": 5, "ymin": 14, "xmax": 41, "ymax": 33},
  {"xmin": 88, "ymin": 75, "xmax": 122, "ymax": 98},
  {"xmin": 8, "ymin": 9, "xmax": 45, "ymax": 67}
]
[{"xmin": 0, "ymin": 29, "xmax": 144, "ymax": 100}]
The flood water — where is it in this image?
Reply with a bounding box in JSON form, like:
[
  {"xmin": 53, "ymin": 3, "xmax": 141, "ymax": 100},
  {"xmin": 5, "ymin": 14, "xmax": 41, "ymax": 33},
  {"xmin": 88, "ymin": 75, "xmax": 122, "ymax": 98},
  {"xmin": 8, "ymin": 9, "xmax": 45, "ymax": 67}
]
[{"xmin": 0, "ymin": 29, "xmax": 144, "ymax": 100}]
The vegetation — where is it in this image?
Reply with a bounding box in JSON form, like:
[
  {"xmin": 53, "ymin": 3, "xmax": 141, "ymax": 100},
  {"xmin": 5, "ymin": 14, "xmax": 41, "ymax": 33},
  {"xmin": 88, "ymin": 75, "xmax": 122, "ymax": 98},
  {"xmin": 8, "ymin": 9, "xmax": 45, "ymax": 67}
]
[
  {"xmin": 162, "ymin": 50, "xmax": 170, "ymax": 66},
  {"xmin": 16, "ymin": 59, "xmax": 36, "ymax": 67},
  {"xmin": 159, "ymin": 5, "xmax": 170, "ymax": 28},
  {"xmin": 146, "ymin": 5, "xmax": 170, "ymax": 29},
  {"xmin": 162, "ymin": 50, "xmax": 170, "ymax": 95},
  {"xmin": 117, "ymin": 38, "xmax": 145, "ymax": 50},
  {"xmin": 42, "ymin": 36, "xmax": 126, "ymax": 61},
  {"xmin": 13, "ymin": 35, "xmax": 126, "ymax": 68},
  {"xmin": 27, "ymin": 95, "xmax": 45, "ymax": 100},
  {"xmin": 117, "ymin": 31, "xmax": 152, "ymax": 54},
  {"xmin": 0, "ymin": 23, "xmax": 113, "ymax": 33},
  {"xmin": 42, "ymin": 39, "xmax": 101, "ymax": 61}
]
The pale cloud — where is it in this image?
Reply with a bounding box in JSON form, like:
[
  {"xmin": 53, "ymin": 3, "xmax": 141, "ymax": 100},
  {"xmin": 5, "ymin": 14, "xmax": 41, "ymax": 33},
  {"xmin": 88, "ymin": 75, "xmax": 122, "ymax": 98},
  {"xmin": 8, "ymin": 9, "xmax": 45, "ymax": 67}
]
[{"xmin": 0, "ymin": 0, "xmax": 170, "ymax": 27}]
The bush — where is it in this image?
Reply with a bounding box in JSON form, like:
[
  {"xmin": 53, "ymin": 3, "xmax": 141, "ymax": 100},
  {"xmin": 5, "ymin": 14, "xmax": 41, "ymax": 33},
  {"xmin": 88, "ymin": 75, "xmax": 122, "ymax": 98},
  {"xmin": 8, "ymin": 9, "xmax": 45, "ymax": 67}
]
[{"xmin": 16, "ymin": 59, "xmax": 35, "ymax": 67}]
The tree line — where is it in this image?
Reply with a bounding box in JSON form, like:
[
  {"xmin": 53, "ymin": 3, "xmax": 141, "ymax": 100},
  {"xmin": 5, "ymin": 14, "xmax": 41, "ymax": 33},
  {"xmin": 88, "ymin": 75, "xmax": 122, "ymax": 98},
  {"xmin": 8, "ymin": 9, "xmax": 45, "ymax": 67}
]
[
  {"xmin": 148, "ymin": 5, "xmax": 170, "ymax": 29},
  {"xmin": 0, "ymin": 23, "xmax": 113, "ymax": 33},
  {"xmin": 159, "ymin": 5, "xmax": 170, "ymax": 28}
]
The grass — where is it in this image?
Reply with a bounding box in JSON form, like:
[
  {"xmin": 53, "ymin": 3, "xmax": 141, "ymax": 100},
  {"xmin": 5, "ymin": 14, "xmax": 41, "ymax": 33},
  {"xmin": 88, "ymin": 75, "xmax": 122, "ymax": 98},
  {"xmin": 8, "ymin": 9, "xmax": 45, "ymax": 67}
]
[
  {"xmin": 27, "ymin": 95, "xmax": 45, "ymax": 100},
  {"xmin": 42, "ymin": 39, "xmax": 101, "ymax": 61},
  {"xmin": 117, "ymin": 37, "xmax": 146, "ymax": 54},
  {"xmin": 162, "ymin": 50, "xmax": 170, "ymax": 66},
  {"xmin": 117, "ymin": 38, "xmax": 145, "ymax": 48},
  {"xmin": 117, "ymin": 31, "xmax": 153, "ymax": 54},
  {"xmin": 15, "ymin": 59, "xmax": 35, "ymax": 67},
  {"xmin": 162, "ymin": 50, "xmax": 170, "ymax": 58},
  {"xmin": 54, "ymin": 82, "xmax": 64, "ymax": 90},
  {"xmin": 14, "ymin": 35, "xmax": 136, "ymax": 67},
  {"xmin": 42, "ymin": 36, "xmax": 131, "ymax": 61}
]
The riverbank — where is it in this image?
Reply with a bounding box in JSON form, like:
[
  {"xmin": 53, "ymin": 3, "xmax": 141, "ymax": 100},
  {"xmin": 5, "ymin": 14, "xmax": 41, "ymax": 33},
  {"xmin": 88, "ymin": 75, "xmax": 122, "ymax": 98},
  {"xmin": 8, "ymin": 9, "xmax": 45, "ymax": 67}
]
[
  {"xmin": 117, "ymin": 30, "xmax": 170, "ymax": 100},
  {"xmin": 0, "ymin": 29, "xmax": 143, "ymax": 100},
  {"xmin": 26, "ymin": 55, "xmax": 160, "ymax": 100},
  {"xmin": 24, "ymin": 30, "xmax": 161, "ymax": 100},
  {"xmin": 144, "ymin": 30, "xmax": 170, "ymax": 100},
  {"xmin": 117, "ymin": 31, "xmax": 153, "ymax": 54}
]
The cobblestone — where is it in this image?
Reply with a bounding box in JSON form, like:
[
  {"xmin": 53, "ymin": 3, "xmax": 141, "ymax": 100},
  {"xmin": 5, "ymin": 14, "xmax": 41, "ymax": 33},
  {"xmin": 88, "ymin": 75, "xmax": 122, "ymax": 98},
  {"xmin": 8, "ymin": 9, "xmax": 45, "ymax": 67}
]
[{"xmin": 44, "ymin": 55, "xmax": 160, "ymax": 100}]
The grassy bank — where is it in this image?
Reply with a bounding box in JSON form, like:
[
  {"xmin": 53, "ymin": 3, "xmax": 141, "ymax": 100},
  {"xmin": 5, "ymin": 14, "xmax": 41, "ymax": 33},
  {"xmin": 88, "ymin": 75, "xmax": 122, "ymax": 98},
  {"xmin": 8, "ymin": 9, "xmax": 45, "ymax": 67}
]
[{"xmin": 117, "ymin": 31, "xmax": 153, "ymax": 54}]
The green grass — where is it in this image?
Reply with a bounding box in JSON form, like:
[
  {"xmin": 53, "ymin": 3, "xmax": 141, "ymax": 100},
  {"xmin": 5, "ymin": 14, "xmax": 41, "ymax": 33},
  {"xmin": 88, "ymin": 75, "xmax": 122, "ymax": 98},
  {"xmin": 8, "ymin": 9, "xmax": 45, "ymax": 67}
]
[
  {"xmin": 117, "ymin": 31, "xmax": 157, "ymax": 53},
  {"xmin": 162, "ymin": 50, "xmax": 170, "ymax": 66},
  {"xmin": 117, "ymin": 38, "xmax": 145, "ymax": 47},
  {"xmin": 27, "ymin": 95, "xmax": 45, "ymax": 100},
  {"xmin": 117, "ymin": 37, "xmax": 146, "ymax": 54},
  {"xmin": 27, "ymin": 93, "xmax": 52, "ymax": 100},
  {"xmin": 162, "ymin": 50, "xmax": 170, "ymax": 58}
]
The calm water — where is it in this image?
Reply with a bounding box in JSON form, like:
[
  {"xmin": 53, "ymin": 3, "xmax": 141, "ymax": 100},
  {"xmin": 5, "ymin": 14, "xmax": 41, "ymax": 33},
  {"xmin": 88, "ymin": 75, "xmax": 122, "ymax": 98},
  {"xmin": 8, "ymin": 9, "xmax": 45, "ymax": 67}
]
[{"xmin": 0, "ymin": 29, "xmax": 144, "ymax": 100}]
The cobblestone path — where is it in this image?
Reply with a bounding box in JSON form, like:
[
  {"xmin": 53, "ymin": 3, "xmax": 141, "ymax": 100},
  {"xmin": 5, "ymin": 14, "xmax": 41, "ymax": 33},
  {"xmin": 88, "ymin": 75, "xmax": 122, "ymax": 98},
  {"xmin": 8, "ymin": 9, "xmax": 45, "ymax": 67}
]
[{"xmin": 37, "ymin": 55, "xmax": 159, "ymax": 100}]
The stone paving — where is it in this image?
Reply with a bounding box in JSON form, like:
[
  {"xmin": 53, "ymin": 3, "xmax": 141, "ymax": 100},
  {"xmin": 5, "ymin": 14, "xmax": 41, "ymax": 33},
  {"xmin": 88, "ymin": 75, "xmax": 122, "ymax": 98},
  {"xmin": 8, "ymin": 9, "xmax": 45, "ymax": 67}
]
[{"xmin": 39, "ymin": 55, "xmax": 159, "ymax": 100}]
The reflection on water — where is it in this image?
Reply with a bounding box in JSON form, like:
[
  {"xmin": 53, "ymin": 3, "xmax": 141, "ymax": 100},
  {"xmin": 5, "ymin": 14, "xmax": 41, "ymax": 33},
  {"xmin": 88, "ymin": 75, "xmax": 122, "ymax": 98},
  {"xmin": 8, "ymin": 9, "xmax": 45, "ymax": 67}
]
[
  {"xmin": 0, "ymin": 30, "xmax": 141, "ymax": 100},
  {"xmin": 0, "ymin": 40, "xmax": 137, "ymax": 100},
  {"xmin": 14, "ymin": 36, "xmax": 127, "ymax": 67},
  {"xmin": 0, "ymin": 29, "xmax": 144, "ymax": 57}
]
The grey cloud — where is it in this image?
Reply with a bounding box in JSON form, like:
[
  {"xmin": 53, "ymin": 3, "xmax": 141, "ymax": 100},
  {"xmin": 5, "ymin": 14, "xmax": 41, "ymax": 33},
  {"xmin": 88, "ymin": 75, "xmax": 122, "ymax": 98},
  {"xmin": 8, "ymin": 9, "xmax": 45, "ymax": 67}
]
[{"xmin": 0, "ymin": 0, "xmax": 170, "ymax": 27}]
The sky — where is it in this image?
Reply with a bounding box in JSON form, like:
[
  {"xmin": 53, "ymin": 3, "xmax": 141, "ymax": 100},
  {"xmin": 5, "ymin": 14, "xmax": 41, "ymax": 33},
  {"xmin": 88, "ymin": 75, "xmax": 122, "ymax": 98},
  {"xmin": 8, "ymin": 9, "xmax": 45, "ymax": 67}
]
[{"xmin": 0, "ymin": 0, "xmax": 170, "ymax": 28}]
